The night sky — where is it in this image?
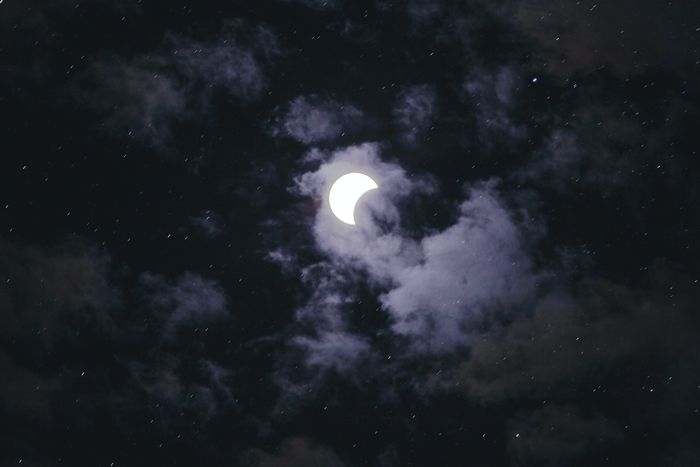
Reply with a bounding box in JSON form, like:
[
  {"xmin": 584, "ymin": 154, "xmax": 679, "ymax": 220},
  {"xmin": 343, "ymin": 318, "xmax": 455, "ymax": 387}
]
[{"xmin": 2, "ymin": 1, "xmax": 700, "ymax": 466}]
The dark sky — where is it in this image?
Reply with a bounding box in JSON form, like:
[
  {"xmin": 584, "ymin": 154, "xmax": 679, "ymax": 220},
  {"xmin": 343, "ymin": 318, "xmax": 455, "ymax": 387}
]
[{"xmin": 2, "ymin": 1, "xmax": 700, "ymax": 466}]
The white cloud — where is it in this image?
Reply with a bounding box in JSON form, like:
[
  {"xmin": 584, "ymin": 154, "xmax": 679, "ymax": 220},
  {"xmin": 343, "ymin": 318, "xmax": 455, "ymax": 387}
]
[{"xmin": 381, "ymin": 183, "xmax": 538, "ymax": 352}]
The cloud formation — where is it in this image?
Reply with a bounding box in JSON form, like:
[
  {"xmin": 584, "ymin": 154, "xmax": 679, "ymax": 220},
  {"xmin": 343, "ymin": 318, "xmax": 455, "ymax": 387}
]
[
  {"xmin": 381, "ymin": 184, "xmax": 539, "ymax": 352},
  {"xmin": 190, "ymin": 210, "xmax": 224, "ymax": 239},
  {"xmin": 140, "ymin": 271, "xmax": 229, "ymax": 339},
  {"xmin": 463, "ymin": 66, "xmax": 526, "ymax": 145},
  {"xmin": 243, "ymin": 436, "xmax": 346, "ymax": 467},
  {"xmin": 0, "ymin": 238, "xmax": 117, "ymax": 343},
  {"xmin": 507, "ymin": 405, "xmax": 623, "ymax": 465},
  {"xmin": 78, "ymin": 23, "xmax": 279, "ymax": 147},
  {"xmin": 392, "ymin": 84, "xmax": 437, "ymax": 145},
  {"xmin": 0, "ymin": 238, "xmax": 118, "ymax": 428},
  {"xmin": 431, "ymin": 277, "xmax": 700, "ymax": 401},
  {"xmin": 504, "ymin": 0, "xmax": 698, "ymax": 77},
  {"xmin": 271, "ymin": 95, "xmax": 365, "ymax": 145},
  {"xmin": 270, "ymin": 141, "xmax": 544, "ymax": 395}
]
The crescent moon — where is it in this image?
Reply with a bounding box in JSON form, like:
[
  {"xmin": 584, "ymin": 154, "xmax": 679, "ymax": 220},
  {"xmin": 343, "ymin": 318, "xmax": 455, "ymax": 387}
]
[{"xmin": 328, "ymin": 173, "xmax": 378, "ymax": 225}]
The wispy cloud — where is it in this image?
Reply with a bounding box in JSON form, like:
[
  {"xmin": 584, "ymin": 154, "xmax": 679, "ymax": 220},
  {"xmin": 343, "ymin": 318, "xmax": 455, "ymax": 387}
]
[{"xmin": 270, "ymin": 95, "xmax": 365, "ymax": 145}]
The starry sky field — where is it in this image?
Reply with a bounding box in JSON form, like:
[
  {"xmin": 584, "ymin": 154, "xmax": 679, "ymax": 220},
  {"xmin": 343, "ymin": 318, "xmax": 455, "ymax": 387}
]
[{"xmin": 2, "ymin": 1, "xmax": 700, "ymax": 466}]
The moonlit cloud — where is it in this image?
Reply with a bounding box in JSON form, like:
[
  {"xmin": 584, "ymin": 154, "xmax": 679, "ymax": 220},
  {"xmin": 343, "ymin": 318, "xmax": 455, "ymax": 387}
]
[
  {"xmin": 273, "ymin": 141, "xmax": 543, "ymax": 382},
  {"xmin": 380, "ymin": 184, "xmax": 539, "ymax": 352}
]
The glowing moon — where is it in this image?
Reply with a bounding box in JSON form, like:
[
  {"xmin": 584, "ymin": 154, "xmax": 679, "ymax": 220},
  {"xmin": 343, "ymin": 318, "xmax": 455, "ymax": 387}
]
[{"xmin": 328, "ymin": 173, "xmax": 378, "ymax": 225}]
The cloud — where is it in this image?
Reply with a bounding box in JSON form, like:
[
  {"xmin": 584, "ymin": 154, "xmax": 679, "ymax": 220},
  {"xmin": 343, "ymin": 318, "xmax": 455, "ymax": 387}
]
[
  {"xmin": 515, "ymin": 102, "xmax": 642, "ymax": 191},
  {"xmin": 190, "ymin": 210, "xmax": 224, "ymax": 239},
  {"xmin": 293, "ymin": 331, "xmax": 372, "ymax": 373},
  {"xmin": 503, "ymin": 0, "xmax": 698, "ymax": 77},
  {"xmin": 507, "ymin": 405, "xmax": 623, "ymax": 465},
  {"xmin": 404, "ymin": 0, "xmax": 444, "ymax": 28},
  {"xmin": 429, "ymin": 276, "xmax": 700, "ymax": 402},
  {"xmin": 170, "ymin": 27, "xmax": 275, "ymax": 101},
  {"xmin": 392, "ymin": 84, "xmax": 437, "ymax": 145},
  {"xmin": 279, "ymin": 0, "xmax": 343, "ymax": 10},
  {"xmin": 269, "ymin": 142, "xmax": 544, "ymax": 397},
  {"xmin": 269, "ymin": 260, "xmax": 374, "ymax": 404},
  {"xmin": 463, "ymin": 66, "xmax": 527, "ymax": 145},
  {"xmin": 271, "ymin": 95, "xmax": 365, "ymax": 145},
  {"xmin": 380, "ymin": 183, "xmax": 539, "ymax": 352},
  {"xmin": 292, "ymin": 143, "xmax": 431, "ymax": 281},
  {"xmin": 0, "ymin": 238, "xmax": 118, "ymax": 343},
  {"xmin": 129, "ymin": 356, "xmax": 236, "ymax": 421},
  {"xmin": 294, "ymin": 145, "xmax": 540, "ymax": 352},
  {"xmin": 77, "ymin": 23, "xmax": 279, "ymax": 147},
  {"xmin": 82, "ymin": 60, "xmax": 187, "ymax": 146},
  {"xmin": 243, "ymin": 436, "xmax": 346, "ymax": 467},
  {"xmin": 0, "ymin": 353, "xmax": 58, "ymax": 422},
  {"xmin": 140, "ymin": 271, "xmax": 229, "ymax": 339},
  {"xmin": 0, "ymin": 237, "xmax": 118, "ymax": 424}
]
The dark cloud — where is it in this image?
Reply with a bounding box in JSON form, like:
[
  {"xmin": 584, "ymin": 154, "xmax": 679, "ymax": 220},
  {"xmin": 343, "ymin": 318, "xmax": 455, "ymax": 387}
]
[
  {"xmin": 270, "ymin": 95, "xmax": 365, "ymax": 145},
  {"xmin": 81, "ymin": 60, "xmax": 187, "ymax": 146},
  {"xmin": 504, "ymin": 0, "xmax": 700, "ymax": 77},
  {"xmin": 404, "ymin": 0, "xmax": 444, "ymax": 28},
  {"xmin": 0, "ymin": 238, "xmax": 117, "ymax": 343},
  {"xmin": 0, "ymin": 353, "xmax": 58, "ymax": 422},
  {"xmin": 129, "ymin": 356, "xmax": 235, "ymax": 421},
  {"xmin": 280, "ymin": 0, "xmax": 343, "ymax": 10},
  {"xmin": 507, "ymin": 405, "xmax": 623, "ymax": 466},
  {"xmin": 4, "ymin": 0, "xmax": 700, "ymax": 465},
  {"xmin": 243, "ymin": 436, "xmax": 346, "ymax": 467},
  {"xmin": 140, "ymin": 271, "xmax": 229, "ymax": 339},
  {"xmin": 0, "ymin": 238, "xmax": 118, "ymax": 425},
  {"xmin": 515, "ymin": 97, "xmax": 647, "ymax": 191},
  {"xmin": 190, "ymin": 210, "xmax": 224, "ymax": 239},
  {"xmin": 463, "ymin": 66, "xmax": 527, "ymax": 146},
  {"xmin": 392, "ymin": 84, "xmax": 437, "ymax": 146},
  {"xmin": 167, "ymin": 20, "xmax": 281, "ymax": 101},
  {"xmin": 430, "ymin": 277, "xmax": 699, "ymax": 401},
  {"xmin": 76, "ymin": 23, "xmax": 279, "ymax": 147}
]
